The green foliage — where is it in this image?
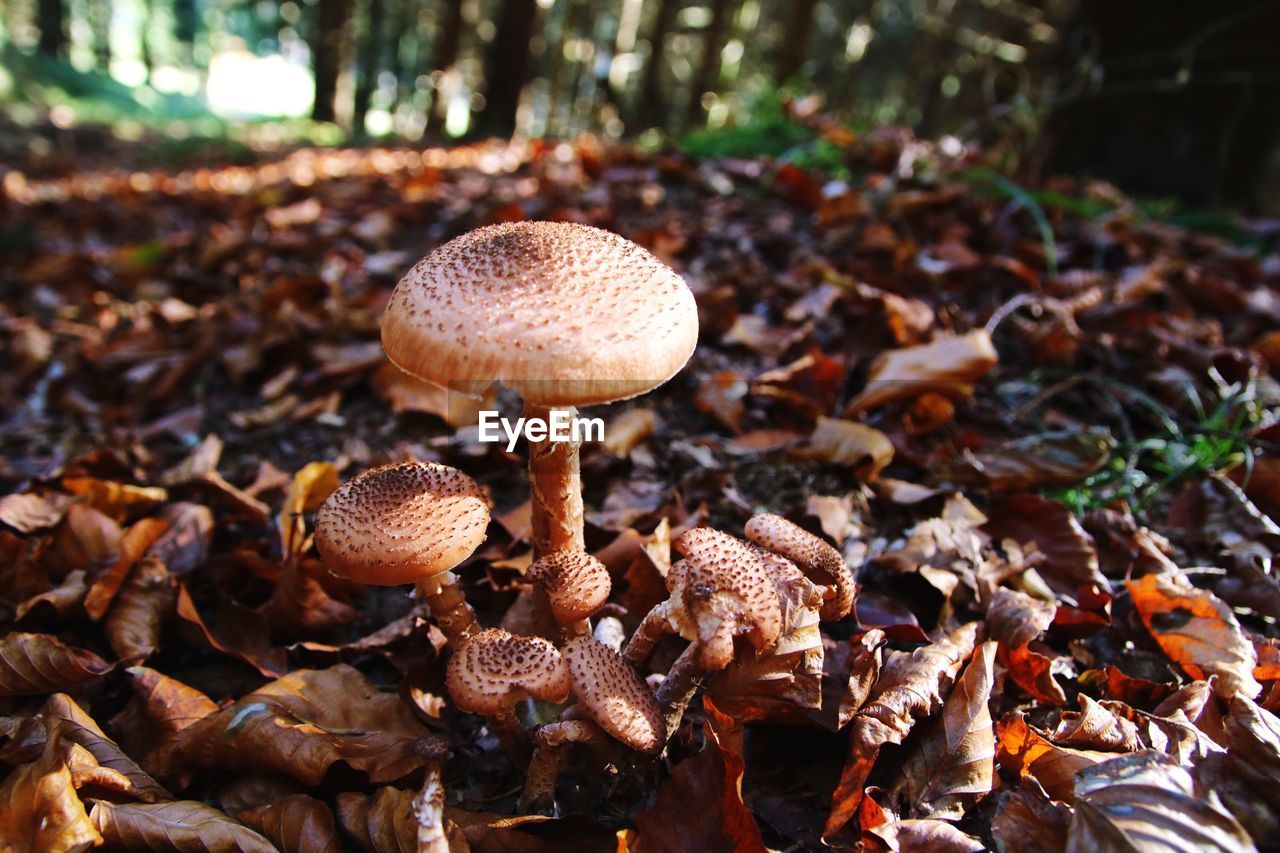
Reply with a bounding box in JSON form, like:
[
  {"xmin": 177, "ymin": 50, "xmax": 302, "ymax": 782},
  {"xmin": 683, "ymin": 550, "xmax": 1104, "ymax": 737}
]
[
  {"xmin": 1044, "ymin": 373, "xmax": 1263, "ymax": 516},
  {"xmin": 679, "ymin": 98, "xmax": 813, "ymax": 160}
]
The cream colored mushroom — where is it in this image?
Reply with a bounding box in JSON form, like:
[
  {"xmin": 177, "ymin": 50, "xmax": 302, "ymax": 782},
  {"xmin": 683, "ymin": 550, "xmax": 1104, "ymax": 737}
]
[
  {"xmin": 315, "ymin": 461, "xmax": 490, "ymax": 644},
  {"xmin": 745, "ymin": 513, "xmax": 856, "ymax": 620},
  {"xmin": 527, "ymin": 550, "xmax": 612, "ymax": 638},
  {"xmin": 382, "ymin": 222, "xmax": 699, "ymax": 559},
  {"xmin": 446, "ymin": 627, "xmax": 571, "ymax": 758},
  {"xmin": 521, "ymin": 636, "xmax": 664, "ymax": 811}
]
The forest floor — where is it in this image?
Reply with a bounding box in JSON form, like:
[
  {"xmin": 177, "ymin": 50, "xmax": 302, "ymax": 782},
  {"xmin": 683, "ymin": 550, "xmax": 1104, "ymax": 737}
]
[{"xmin": 2, "ymin": 123, "xmax": 1280, "ymax": 852}]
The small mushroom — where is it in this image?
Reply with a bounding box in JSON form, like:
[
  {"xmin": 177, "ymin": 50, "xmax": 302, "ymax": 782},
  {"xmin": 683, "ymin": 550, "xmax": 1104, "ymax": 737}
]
[
  {"xmin": 521, "ymin": 635, "xmax": 663, "ymax": 811},
  {"xmin": 744, "ymin": 513, "xmax": 856, "ymax": 620},
  {"xmin": 315, "ymin": 461, "xmax": 490, "ymax": 645},
  {"xmin": 382, "ymin": 222, "xmax": 699, "ymax": 559},
  {"xmin": 446, "ymin": 627, "xmax": 571, "ymax": 758},
  {"xmin": 624, "ymin": 527, "xmax": 783, "ymax": 738},
  {"xmin": 527, "ymin": 550, "xmax": 611, "ymax": 638}
]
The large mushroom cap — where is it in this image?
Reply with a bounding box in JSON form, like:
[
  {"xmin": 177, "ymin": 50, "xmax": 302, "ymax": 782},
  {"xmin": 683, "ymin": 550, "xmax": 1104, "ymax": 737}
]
[
  {"xmin": 446, "ymin": 628, "xmax": 571, "ymax": 715},
  {"xmin": 670, "ymin": 528, "xmax": 784, "ymax": 670},
  {"xmin": 315, "ymin": 461, "xmax": 490, "ymax": 586},
  {"xmin": 744, "ymin": 514, "xmax": 855, "ymax": 620},
  {"xmin": 382, "ymin": 221, "xmax": 699, "ymax": 406},
  {"xmin": 562, "ymin": 636, "xmax": 664, "ymax": 754},
  {"xmin": 528, "ymin": 550, "xmax": 612, "ymax": 625}
]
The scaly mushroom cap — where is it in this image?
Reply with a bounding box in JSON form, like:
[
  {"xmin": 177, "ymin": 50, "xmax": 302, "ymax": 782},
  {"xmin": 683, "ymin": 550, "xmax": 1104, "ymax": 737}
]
[
  {"xmin": 528, "ymin": 550, "xmax": 612, "ymax": 624},
  {"xmin": 315, "ymin": 461, "xmax": 490, "ymax": 586},
  {"xmin": 745, "ymin": 513, "xmax": 855, "ymax": 620},
  {"xmin": 446, "ymin": 628, "xmax": 571, "ymax": 715},
  {"xmin": 382, "ymin": 222, "xmax": 700, "ymax": 406},
  {"xmin": 669, "ymin": 528, "xmax": 783, "ymax": 670},
  {"xmin": 562, "ymin": 636, "xmax": 664, "ymax": 753}
]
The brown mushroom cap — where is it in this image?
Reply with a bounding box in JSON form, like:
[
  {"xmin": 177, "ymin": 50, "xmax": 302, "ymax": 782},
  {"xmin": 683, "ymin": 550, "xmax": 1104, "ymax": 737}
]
[
  {"xmin": 446, "ymin": 628, "xmax": 571, "ymax": 715},
  {"xmin": 527, "ymin": 551, "xmax": 612, "ymax": 624},
  {"xmin": 669, "ymin": 528, "xmax": 783, "ymax": 670},
  {"xmin": 382, "ymin": 222, "xmax": 699, "ymax": 406},
  {"xmin": 315, "ymin": 461, "xmax": 490, "ymax": 586},
  {"xmin": 744, "ymin": 514, "xmax": 855, "ymax": 620},
  {"xmin": 562, "ymin": 636, "xmax": 664, "ymax": 753}
]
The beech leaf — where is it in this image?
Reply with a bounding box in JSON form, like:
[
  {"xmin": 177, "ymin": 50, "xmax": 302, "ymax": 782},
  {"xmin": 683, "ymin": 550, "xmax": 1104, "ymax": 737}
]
[
  {"xmin": 90, "ymin": 799, "xmax": 277, "ymax": 852},
  {"xmin": 238, "ymin": 793, "xmax": 342, "ymax": 853},
  {"xmin": 0, "ymin": 632, "xmax": 112, "ymax": 696}
]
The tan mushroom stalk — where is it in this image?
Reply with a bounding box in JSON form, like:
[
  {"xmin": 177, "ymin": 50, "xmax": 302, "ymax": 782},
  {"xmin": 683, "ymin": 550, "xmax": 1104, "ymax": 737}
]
[
  {"xmin": 527, "ymin": 550, "xmax": 611, "ymax": 639},
  {"xmin": 624, "ymin": 527, "xmax": 783, "ymax": 737},
  {"xmin": 446, "ymin": 628, "xmax": 571, "ymax": 760},
  {"xmin": 382, "ymin": 222, "xmax": 699, "ymax": 559},
  {"xmin": 744, "ymin": 513, "xmax": 856, "ymax": 620},
  {"xmin": 315, "ymin": 462, "xmax": 490, "ymax": 646},
  {"xmin": 521, "ymin": 636, "xmax": 664, "ymax": 812}
]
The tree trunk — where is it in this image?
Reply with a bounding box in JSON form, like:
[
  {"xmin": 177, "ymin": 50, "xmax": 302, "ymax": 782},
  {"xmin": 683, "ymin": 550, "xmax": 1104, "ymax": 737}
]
[
  {"xmin": 475, "ymin": 0, "xmax": 538, "ymax": 137},
  {"xmin": 173, "ymin": 0, "xmax": 197, "ymax": 65},
  {"xmin": 352, "ymin": 0, "xmax": 385, "ymax": 136},
  {"xmin": 37, "ymin": 0, "xmax": 65, "ymax": 58},
  {"xmin": 684, "ymin": 0, "xmax": 736, "ymax": 130},
  {"xmin": 311, "ymin": 0, "xmax": 352, "ymax": 123},
  {"xmin": 774, "ymin": 0, "xmax": 818, "ymax": 84},
  {"xmin": 1045, "ymin": 0, "xmax": 1280, "ymax": 209},
  {"xmin": 637, "ymin": 0, "xmax": 679, "ymax": 130},
  {"xmin": 139, "ymin": 0, "xmax": 153, "ymax": 82},
  {"xmin": 426, "ymin": 0, "xmax": 464, "ymax": 136}
]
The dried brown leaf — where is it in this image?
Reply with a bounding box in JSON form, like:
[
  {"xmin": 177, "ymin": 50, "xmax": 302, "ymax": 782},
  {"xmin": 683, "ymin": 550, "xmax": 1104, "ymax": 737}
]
[
  {"xmin": 1127, "ymin": 572, "xmax": 1261, "ymax": 699},
  {"xmin": 987, "ymin": 587, "xmax": 1067, "ymax": 705},
  {"xmin": 844, "ymin": 330, "xmax": 997, "ymax": 415},
  {"xmin": 0, "ymin": 492, "xmax": 74, "ymax": 534},
  {"xmin": 996, "ymin": 712, "xmax": 1111, "ymax": 802},
  {"xmin": 806, "ymin": 416, "xmax": 894, "ymax": 480},
  {"xmin": 90, "ymin": 799, "xmax": 276, "ymax": 852},
  {"xmin": 174, "ymin": 582, "xmax": 287, "ymax": 677},
  {"xmin": 61, "ymin": 477, "xmax": 167, "ymax": 522},
  {"xmin": 105, "ymin": 555, "xmax": 176, "ymax": 660},
  {"xmin": 84, "ymin": 516, "xmax": 169, "ymax": 620},
  {"xmin": 238, "ymin": 793, "xmax": 341, "ymax": 853},
  {"xmin": 983, "ymin": 493, "xmax": 1106, "ymax": 597},
  {"xmin": 0, "ymin": 735, "xmax": 101, "ymax": 852},
  {"xmin": 41, "ymin": 693, "xmax": 171, "ymax": 803},
  {"xmin": 991, "ymin": 781, "xmax": 1072, "ymax": 853},
  {"xmin": 0, "ymin": 632, "xmax": 112, "ymax": 696}
]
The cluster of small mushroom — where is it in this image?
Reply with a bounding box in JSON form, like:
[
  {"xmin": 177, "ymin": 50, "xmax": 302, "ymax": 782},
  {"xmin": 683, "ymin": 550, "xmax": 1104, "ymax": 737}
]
[{"xmin": 311, "ymin": 222, "xmax": 857, "ymax": 812}]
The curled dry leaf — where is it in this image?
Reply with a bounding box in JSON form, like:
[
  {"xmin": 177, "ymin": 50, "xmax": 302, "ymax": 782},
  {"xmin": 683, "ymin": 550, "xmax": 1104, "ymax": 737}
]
[
  {"xmin": 61, "ymin": 477, "xmax": 168, "ymax": 522},
  {"xmin": 0, "ymin": 731, "xmax": 102, "ymax": 852},
  {"xmin": 111, "ymin": 666, "xmax": 219, "ymax": 783},
  {"xmin": 887, "ymin": 642, "xmax": 997, "ymax": 820},
  {"xmin": 983, "ymin": 493, "xmax": 1107, "ymax": 597},
  {"xmin": 0, "ymin": 491, "xmax": 74, "ymax": 534},
  {"xmin": 147, "ymin": 502, "xmax": 215, "ymax": 575},
  {"xmin": 806, "ymin": 416, "xmax": 894, "ymax": 480},
  {"xmin": 263, "ymin": 558, "xmax": 360, "ymax": 637},
  {"xmin": 174, "ymin": 582, "xmax": 287, "ymax": 677},
  {"xmin": 1127, "ymin": 571, "xmax": 1262, "ymax": 699},
  {"xmin": 991, "ymin": 781, "xmax": 1072, "ymax": 853},
  {"xmin": 843, "ymin": 330, "xmax": 998, "ymax": 416},
  {"xmin": 987, "ymin": 587, "xmax": 1067, "ymax": 705},
  {"xmin": 0, "ymin": 632, "xmax": 112, "ymax": 696},
  {"xmin": 89, "ymin": 799, "xmax": 276, "ymax": 853},
  {"xmin": 238, "ymin": 793, "xmax": 341, "ymax": 853},
  {"xmin": 84, "ymin": 516, "xmax": 170, "ymax": 620},
  {"xmin": 278, "ymin": 461, "xmax": 340, "ymax": 561},
  {"xmin": 105, "ymin": 555, "xmax": 175, "ymax": 660},
  {"xmin": 824, "ymin": 622, "xmax": 979, "ymax": 837},
  {"xmin": 15, "ymin": 569, "xmax": 87, "ymax": 623},
  {"xmin": 996, "ymin": 712, "xmax": 1111, "ymax": 802},
  {"xmin": 604, "ymin": 408, "xmax": 657, "ymax": 457},
  {"xmin": 948, "ymin": 427, "xmax": 1114, "ymax": 491},
  {"xmin": 860, "ymin": 817, "xmax": 985, "ymax": 853},
  {"xmin": 695, "ymin": 370, "xmax": 747, "ymax": 433},
  {"xmin": 1050, "ymin": 695, "xmax": 1142, "ymax": 753},
  {"xmin": 1068, "ymin": 751, "xmax": 1254, "ymax": 853},
  {"xmin": 51, "ymin": 503, "xmax": 123, "ymax": 575},
  {"xmin": 41, "ymin": 693, "xmax": 171, "ymax": 803},
  {"xmin": 172, "ymin": 664, "xmax": 447, "ymax": 785},
  {"xmin": 336, "ymin": 787, "xmax": 418, "ymax": 853}
]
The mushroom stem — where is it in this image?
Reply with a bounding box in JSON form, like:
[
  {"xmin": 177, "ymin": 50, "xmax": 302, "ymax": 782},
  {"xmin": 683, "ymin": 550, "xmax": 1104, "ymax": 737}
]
[
  {"xmin": 519, "ymin": 717, "xmax": 603, "ymax": 814},
  {"xmin": 525, "ymin": 402, "xmax": 585, "ymax": 559},
  {"xmin": 654, "ymin": 643, "xmax": 706, "ymax": 741},
  {"xmin": 623, "ymin": 600, "xmax": 672, "ymax": 666},
  {"xmin": 415, "ymin": 571, "xmax": 477, "ymax": 645},
  {"xmin": 412, "ymin": 763, "xmax": 449, "ymax": 853},
  {"xmin": 491, "ymin": 704, "xmax": 533, "ymax": 764}
]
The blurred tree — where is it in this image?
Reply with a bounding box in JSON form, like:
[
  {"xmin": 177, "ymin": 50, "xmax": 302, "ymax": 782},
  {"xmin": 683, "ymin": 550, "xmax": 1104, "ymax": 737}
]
[
  {"xmin": 686, "ymin": 0, "xmax": 739, "ymax": 128},
  {"xmin": 311, "ymin": 0, "xmax": 352, "ymax": 123},
  {"xmin": 90, "ymin": 0, "xmax": 112, "ymax": 71},
  {"xmin": 37, "ymin": 0, "xmax": 66, "ymax": 57},
  {"xmin": 352, "ymin": 0, "xmax": 385, "ymax": 136},
  {"xmin": 426, "ymin": 0, "xmax": 464, "ymax": 136},
  {"xmin": 139, "ymin": 0, "xmax": 153, "ymax": 82},
  {"xmin": 774, "ymin": 0, "xmax": 819, "ymax": 84},
  {"xmin": 637, "ymin": 0, "xmax": 679, "ymax": 130},
  {"xmin": 173, "ymin": 0, "xmax": 197, "ymax": 64},
  {"xmin": 475, "ymin": 0, "xmax": 538, "ymax": 137}
]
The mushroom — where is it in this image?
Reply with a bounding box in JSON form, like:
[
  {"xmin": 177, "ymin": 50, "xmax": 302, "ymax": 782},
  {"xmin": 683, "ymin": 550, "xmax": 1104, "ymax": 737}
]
[
  {"xmin": 314, "ymin": 461, "xmax": 490, "ymax": 645},
  {"xmin": 382, "ymin": 221, "xmax": 699, "ymax": 559},
  {"xmin": 744, "ymin": 513, "xmax": 856, "ymax": 620},
  {"xmin": 527, "ymin": 550, "xmax": 611, "ymax": 639},
  {"xmin": 446, "ymin": 627, "xmax": 571, "ymax": 758},
  {"xmin": 624, "ymin": 527, "xmax": 783, "ymax": 737},
  {"xmin": 521, "ymin": 635, "xmax": 664, "ymax": 812}
]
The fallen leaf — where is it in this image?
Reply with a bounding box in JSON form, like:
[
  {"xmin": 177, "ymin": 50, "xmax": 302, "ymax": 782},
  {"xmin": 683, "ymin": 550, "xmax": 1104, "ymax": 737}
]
[
  {"xmin": 60, "ymin": 478, "xmax": 167, "ymax": 522},
  {"xmin": 604, "ymin": 408, "xmax": 657, "ymax": 457},
  {"xmin": 238, "ymin": 793, "xmax": 341, "ymax": 853},
  {"xmin": 105, "ymin": 555, "xmax": 175, "ymax": 660},
  {"xmin": 146, "ymin": 502, "xmax": 214, "ymax": 574},
  {"xmin": 15, "ymin": 570, "xmax": 87, "ymax": 622},
  {"xmin": 695, "ymin": 370, "xmax": 747, "ymax": 433},
  {"xmin": 824, "ymin": 622, "xmax": 978, "ymax": 837},
  {"xmin": 41, "ymin": 693, "xmax": 171, "ymax": 804},
  {"xmin": 860, "ymin": 817, "xmax": 985, "ymax": 852},
  {"xmin": 89, "ymin": 799, "xmax": 276, "ymax": 852},
  {"xmin": 807, "ymin": 416, "xmax": 894, "ymax": 479},
  {"xmin": 335, "ymin": 787, "xmax": 418, "ymax": 852},
  {"xmin": 84, "ymin": 516, "xmax": 169, "ymax": 620},
  {"xmin": 0, "ymin": 492, "xmax": 74, "ymax": 534},
  {"xmin": 948, "ymin": 428, "xmax": 1114, "ymax": 491},
  {"xmin": 111, "ymin": 666, "xmax": 219, "ymax": 782},
  {"xmin": 983, "ymin": 493, "xmax": 1107, "ymax": 597},
  {"xmin": 844, "ymin": 330, "xmax": 997, "ymax": 416},
  {"xmin": 174, "ymin": 582, "xmax": 286, "ymax": 677},
  {"xmin": 0, "ymin": 633, "xmax": 112, "ymax": 696},
  {"xmin": 987, "ymin": 587, "xmax": 1068, "ymax": 705},
  {"xmin": 997, "ymin": 712, "xmax": 1111, "ymax": 801},
  {"xmin": 887, "ymin": 642, "xmax": 997, "ymax": 819},
  {"xmin": 991, "ymin": 781, "xmax": 1072, "ymax": 853},
  {"xmin": 1127, "ymin": 571, "xmax": 1261, "ymax": 699},
  {"xmin": 0, "ymin": 732, "xmax": 102, "ymax": 852},
  {"xmin": 172, "ymin": 665, "xmax": 447, "ymax": 785},
  {"xmin": 1068, "ymin": 751, "xmax": 1252, "ymax": 852}
]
